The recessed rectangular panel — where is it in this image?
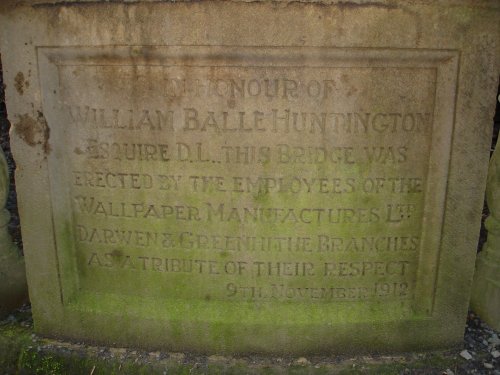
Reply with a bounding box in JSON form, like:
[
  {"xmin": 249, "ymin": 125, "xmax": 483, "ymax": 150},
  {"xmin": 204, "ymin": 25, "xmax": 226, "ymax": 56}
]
[{"xmin": 38, "ymin": 47, "xmax": 457, "ymax": 322}]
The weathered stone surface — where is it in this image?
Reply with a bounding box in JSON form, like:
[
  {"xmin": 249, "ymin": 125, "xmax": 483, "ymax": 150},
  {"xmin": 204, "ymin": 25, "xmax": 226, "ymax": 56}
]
[
  {"xmin": 471, "ymin": 136, "xmax": 500, "ymax": 332},
  {"xmin": 0, "ymin": 148, "xmax": 28, "ymax": 318},
  {"xmin": 0, "ymin": 0, "xmax": 498, "ymax": 354}
]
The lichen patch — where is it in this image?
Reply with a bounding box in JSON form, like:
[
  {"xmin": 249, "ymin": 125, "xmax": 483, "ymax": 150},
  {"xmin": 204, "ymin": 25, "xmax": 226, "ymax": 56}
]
[
  {"xmin": 14, "ymin": 72, "xmax": 28, "ymax": 96},
  {"xmin": 14, "ymin": 112, "xmax": 51, "ymax": 155}
]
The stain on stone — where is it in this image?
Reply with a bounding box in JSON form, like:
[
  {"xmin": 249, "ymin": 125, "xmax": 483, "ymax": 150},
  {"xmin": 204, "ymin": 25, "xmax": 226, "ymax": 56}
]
[
  {"xmin": 32, "ymin": 0, "xmax": 398, "ymax": 9},
  {"xmin": 280, "ymin": 0, "xmax": 398, "ymax": 10},
  {"xmin": 14, "ymin": 112, "xmax": 51, "ymax": 155},
  {"xmin": 333, "ymin": 1, "xmax": 397, "ymax": 10},
  {"xmin": 14, "ymin": 115, "xmax": 37, "ymax": 147},
  {"xmin": 14, "ymin": 72, "xmax": 28, "ymax": 96}
]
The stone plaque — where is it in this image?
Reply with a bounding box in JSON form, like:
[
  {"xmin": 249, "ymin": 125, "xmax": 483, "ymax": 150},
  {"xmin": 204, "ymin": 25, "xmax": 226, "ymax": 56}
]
[
  {"xmin": 1, "ymin": 1, "xmax": 499, "ymax": 354},
  {"xmin": 41, "ymin": 46, "xmax": 456, "ymax": 313}
]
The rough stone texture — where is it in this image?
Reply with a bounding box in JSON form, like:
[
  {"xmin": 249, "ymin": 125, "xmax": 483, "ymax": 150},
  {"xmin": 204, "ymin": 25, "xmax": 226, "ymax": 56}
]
[
  {"xmin": 0, "ymin": 0, "xmax": 499, "ymax": 354},
  {"xmin": 0, "ymin": 147, "xmax": 28, "ymax": 318},
  {"xmin": 471, "ymin": 136, "xmax": 500, "ymax": 332}
]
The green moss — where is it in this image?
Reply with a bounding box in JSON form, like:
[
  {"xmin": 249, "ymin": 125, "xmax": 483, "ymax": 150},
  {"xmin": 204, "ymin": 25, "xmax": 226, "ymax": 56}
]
[
  {"xmin": 0, "ymin": 324, "xmax": 32, "ymax": 373},
  {"xmin": 0, "ymin": 327, "xmax": 463, "ymax": 375},
  {"xmin": 18, "ymin": 347, "xmax": 162, "ymax": 375},
  {"xmin": 336, "ymin": 353, "xmax": 457, "ymax": 375},
  {"xmin": 19, "ymin": 350, "xmax": 65, "ymax": 375}
]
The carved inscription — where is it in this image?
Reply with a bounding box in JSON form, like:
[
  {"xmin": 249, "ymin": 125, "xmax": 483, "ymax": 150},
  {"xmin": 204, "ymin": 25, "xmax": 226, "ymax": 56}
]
[{"xmin": 49, "ymin": 51, "xmax": 438, "ymax": 310}]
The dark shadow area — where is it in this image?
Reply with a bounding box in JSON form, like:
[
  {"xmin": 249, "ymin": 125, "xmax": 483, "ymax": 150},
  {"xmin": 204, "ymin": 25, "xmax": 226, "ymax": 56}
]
[
  {"xmin": 477, "ymin": 81, "xmax": 500, "ymax": 254},
  {"xmin": 491, "ymin": 83, "xmax": 500, "ymax": 153},
  {"xmin": 0, "ymin": 54, "xmax": 23, "ymax": 253}
]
